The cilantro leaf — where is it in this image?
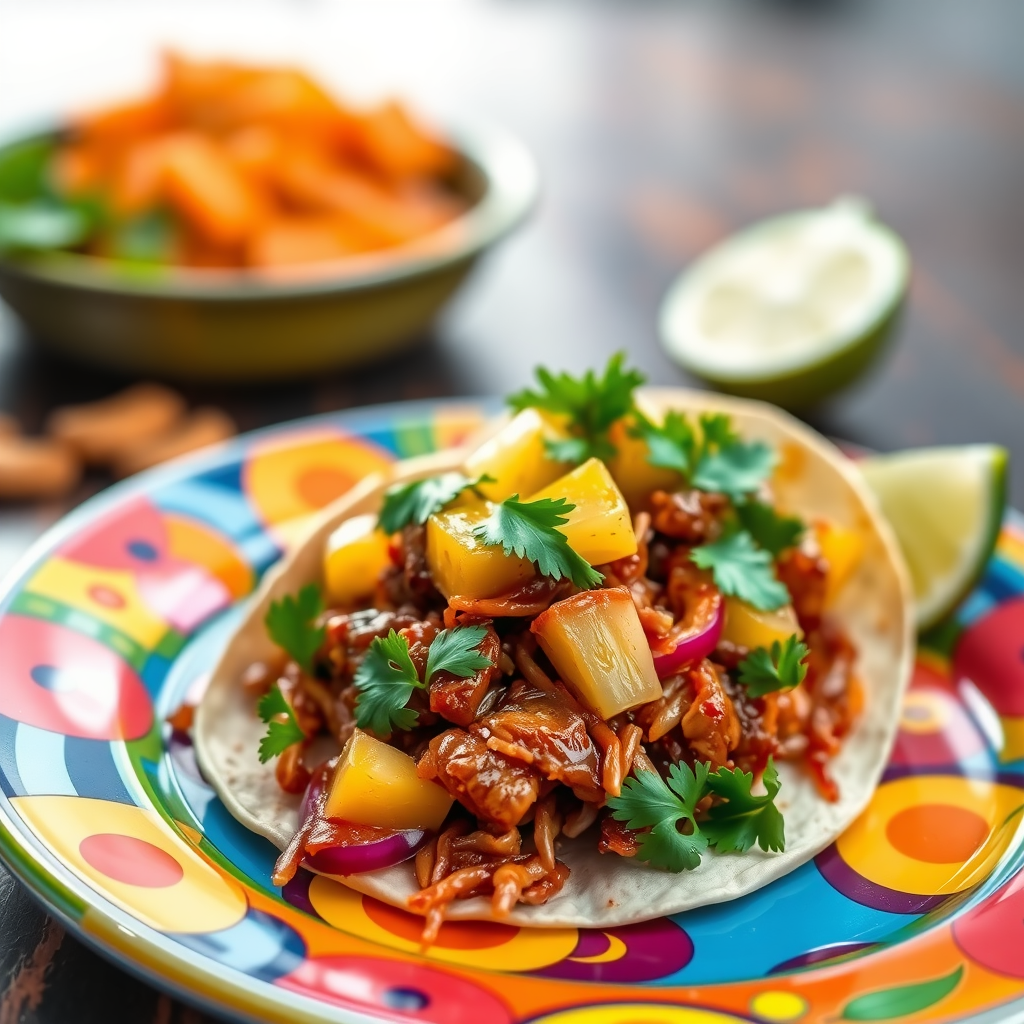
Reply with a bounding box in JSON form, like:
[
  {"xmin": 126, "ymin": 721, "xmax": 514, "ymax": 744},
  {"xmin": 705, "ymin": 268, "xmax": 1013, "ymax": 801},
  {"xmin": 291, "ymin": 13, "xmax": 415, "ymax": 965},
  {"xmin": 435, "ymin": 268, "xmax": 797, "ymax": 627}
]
[
  {"xmin": 424, "ymin": 624, "xmax": 494, "ymax": 682},
  {"xmin": 702, "ymin": 758, "xmax": 786, "ymax": 854},
  {"xmin": 544, "ymin": 436, "xmax": 593, "ymax": 465},
  {"xmin": 379, "ymin": 472, "xmax": 491, "ymax": 534},
  {"xmin": 691, "ymin": 440, "xmax": 776, "ymax": 500},
  {"xmin": 735, "ymin": 500, "xmax": 805, "ymax": 557},
  {"xmin": 0, "ymin": 199, "xmax": 96, "ymax": 252},
  {"xmin": 697, "ymin": 412, "xmax": 739, "ymax": 450},
  {"xmin": 473, "ymin": 495, "xmax": 604, "ymax": 589},
  {"xmin": 354, "ymin": 625, "xmax": 495, "ymax": 735},
  {"xmin": 633, "ymin": 408, "xmax": 775, "ymax": 500},
  {"xmin": 737, "ymin": 635, "xmax": 809, "ymax": 697},
  {"xmin": 607, "ymin": 757, "xmax": 787, "ymax": 868},
  {"xmin": 353, "ymin": 629, "xmax": 422, "ymax": 735},
  {"xmin": 631, "ymin": 410, "xmax": 695, "ymax": 474},
  {"xmin": 507, "ymin": 353, "xmax": 645, "ymax": 464},
  {"xmin": 256, "ymin": 684, "xmax": 306, "ymax": 763},
  {"xmin": 666, "ymin": 759, "xmax": 712, "ymax": 812},
  {"xmin": 265, "ymin": 584, "xmax": 326, "ymax": 675},
  {"xmin": 690, "ymin": 530, "xmax": 790, "ymax": 611},
  {"xmin": 607, "ymin": 762, "xmax": 710, "ymax": 872}
]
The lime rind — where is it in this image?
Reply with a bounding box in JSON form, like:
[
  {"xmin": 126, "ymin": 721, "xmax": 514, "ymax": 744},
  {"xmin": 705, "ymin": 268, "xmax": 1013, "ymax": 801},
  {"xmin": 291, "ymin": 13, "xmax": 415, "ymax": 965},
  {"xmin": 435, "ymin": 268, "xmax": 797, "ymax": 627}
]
[{"xmin": 860, "ymin": 445, "xmax": 1008, "ymax": 631}]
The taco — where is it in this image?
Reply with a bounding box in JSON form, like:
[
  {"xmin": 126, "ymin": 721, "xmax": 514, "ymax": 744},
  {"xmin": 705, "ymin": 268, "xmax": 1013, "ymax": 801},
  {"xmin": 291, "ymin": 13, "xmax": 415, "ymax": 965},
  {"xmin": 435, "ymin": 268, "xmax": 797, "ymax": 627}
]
[{"xmin": 195, "ymin": 361, "xmax": 913, "ymax": 941}]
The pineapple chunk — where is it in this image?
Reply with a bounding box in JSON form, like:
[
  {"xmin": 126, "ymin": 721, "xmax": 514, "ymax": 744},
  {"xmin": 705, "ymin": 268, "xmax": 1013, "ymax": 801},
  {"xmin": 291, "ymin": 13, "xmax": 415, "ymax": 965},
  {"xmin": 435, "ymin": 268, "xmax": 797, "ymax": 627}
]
[
  {"xmin": 463, "ymin": 408, "xmax": 571, "ymax": 502},
  {"xmin": 527, "ymin": 458, "xmax": 637, "ymax": 565},
  {"xmin": 426, "ymin": 504, "xmax": 535, "ymax": 599},
  {"xmin": 325, "ymin": 729, "xmax": 453, "ymax": 831},
  {"xmin": 531, "ymin": 587, "xmax": 662, "ymax": 718},
  {"xmin": 606, "ymin": 409, "xmax": 682, "ymax": 510},
  {"xmin": 324, "ymin": 513, "xmax": 392, "ymax": 606},
  {"xmin": 816, "ymin": 520, "xmax": 865, "ymax": 604},
  {"xmin": 721, "ymin": 597, "xmax": 803, "ymax": 650}
]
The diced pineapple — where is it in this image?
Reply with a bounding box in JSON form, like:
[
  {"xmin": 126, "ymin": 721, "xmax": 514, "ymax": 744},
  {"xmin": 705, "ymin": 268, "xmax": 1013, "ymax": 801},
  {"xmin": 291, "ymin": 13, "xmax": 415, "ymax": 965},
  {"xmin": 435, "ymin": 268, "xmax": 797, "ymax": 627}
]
[
  {"xmin": 606, "ymin": 409, "xmax": 682, "ymax": 509},
  {"xmin": 720, "ymin": 597, "xmax": 803, "ymax": 650},
  {"xmin": 463, "ymin": 408, "xmax": 571, "ymax": 502},
  {"xmin": 531, "ymin": 587, "xmax": 662, "ymax": 718},
  {"xmin": 816, "ymin": 520, "xmax": 865, "ymax": 604},
  {"xmin": 325, "ymin": 729, "xmax": 453, "ymax": 831},
  {"xmin": 527, "ymin": 458, "xmax": 637, "ymax": 565},
  {"xmin": 324, "ymin": 513, "xmax": 392, "ymax": 606},
  {"xmin": 426, "ymin": 504, "xmax": 536, "ymax": 599}
]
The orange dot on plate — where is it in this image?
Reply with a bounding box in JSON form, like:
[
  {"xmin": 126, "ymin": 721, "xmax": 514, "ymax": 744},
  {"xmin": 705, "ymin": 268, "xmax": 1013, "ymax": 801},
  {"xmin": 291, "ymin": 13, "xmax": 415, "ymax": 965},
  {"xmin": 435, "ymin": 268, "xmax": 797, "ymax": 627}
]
[
  {"xmin": 363, "ymin": 895, "xmax": 517, "ymax": 950},
  {"xmin": 79, "ymin": 833, "xmax": 185, "ymax": 888},
  {"xmin": 886, "ymin": 804, "xmax": 989, "ymax": 864},
  {"xmin": 295, "ymin": 466, "xmax": 353, "ymax": 509}
]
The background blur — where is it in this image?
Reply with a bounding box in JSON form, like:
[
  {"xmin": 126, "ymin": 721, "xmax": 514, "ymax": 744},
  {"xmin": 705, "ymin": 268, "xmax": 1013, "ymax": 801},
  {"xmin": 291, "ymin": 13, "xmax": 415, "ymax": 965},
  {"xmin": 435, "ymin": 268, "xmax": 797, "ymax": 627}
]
[{"xmin": 3, "ymin": 2, "xmax": 1024, "ymax": 494}]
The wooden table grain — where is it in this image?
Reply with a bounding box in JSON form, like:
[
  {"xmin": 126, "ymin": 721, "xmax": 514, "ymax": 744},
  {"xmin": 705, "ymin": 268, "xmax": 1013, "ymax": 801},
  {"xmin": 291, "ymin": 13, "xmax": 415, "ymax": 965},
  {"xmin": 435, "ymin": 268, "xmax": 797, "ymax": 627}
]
[{"xmin": 1, "ymin": 1, "xmax": 1023, "ymax": 1020}]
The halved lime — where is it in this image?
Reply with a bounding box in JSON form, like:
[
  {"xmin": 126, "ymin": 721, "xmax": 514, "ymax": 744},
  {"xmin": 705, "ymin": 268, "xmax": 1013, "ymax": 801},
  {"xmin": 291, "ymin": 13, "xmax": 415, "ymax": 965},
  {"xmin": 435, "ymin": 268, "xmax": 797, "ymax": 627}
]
[
  {"xmin": 659, "ymin": 198, "xmax": 909, "ymax": 408},
  {"xmin": 860, "ymin": 446, "xmax": 1008, "ymax": 630}
]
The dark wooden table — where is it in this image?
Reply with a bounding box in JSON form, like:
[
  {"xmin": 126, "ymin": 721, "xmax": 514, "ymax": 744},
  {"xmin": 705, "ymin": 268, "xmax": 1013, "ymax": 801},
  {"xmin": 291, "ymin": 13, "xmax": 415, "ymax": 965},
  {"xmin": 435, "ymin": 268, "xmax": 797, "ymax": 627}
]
[{"xmin": 2, "ymin": 0, "xmax": 1024, "ymax": 1020}]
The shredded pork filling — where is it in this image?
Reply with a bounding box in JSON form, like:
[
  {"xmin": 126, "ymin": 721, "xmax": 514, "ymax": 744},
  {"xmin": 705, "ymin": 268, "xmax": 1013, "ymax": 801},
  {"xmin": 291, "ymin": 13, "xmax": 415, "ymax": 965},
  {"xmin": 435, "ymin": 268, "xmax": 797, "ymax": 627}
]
[{"xmin": 256, "ymin": 497, "xmax": 858, "ymax": 930}]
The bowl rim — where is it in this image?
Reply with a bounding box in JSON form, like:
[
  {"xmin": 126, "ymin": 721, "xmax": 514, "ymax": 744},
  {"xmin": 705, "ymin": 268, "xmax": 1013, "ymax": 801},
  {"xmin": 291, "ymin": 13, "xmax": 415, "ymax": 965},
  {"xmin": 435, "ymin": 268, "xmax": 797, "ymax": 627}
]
[{"xmin": 0, "ymin": 119, "xmax": 539, "ymax": 301}]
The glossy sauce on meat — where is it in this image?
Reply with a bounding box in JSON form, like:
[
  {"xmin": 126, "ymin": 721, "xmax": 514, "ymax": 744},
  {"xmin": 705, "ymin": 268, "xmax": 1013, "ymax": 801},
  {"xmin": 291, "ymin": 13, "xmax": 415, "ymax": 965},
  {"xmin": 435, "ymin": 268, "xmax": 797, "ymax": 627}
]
[
  {"xmin": 472, "ymin": 680, "xmax": 603, "ymax": 799},
  {"xmin": 681, "ymin": 659, "xmax": 740, "ymax": 768},
  {"xmin": 420, "ymin": 729, "xmax": 541, "ymax": 831}
]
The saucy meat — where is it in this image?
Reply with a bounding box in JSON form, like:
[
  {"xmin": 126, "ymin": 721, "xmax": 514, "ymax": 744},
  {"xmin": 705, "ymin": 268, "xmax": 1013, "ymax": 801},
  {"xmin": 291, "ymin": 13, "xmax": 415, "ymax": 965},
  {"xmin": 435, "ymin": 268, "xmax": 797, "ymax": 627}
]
[
  {"xmin": 472, "ymin": 680, "xmax": 603, "ymax": 799},
  {"xmin": 421, "ymin": 728, "xmax": 541, "ymax": 831},
  {"xmin": 430, "ymin": 624, "xmax": 503, "ymax": 726}
]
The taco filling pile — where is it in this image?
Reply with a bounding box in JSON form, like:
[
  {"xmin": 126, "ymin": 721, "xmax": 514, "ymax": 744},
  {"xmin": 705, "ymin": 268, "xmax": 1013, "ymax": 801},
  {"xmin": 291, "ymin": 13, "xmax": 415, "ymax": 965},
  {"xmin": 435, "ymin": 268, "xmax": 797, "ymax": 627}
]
[{"xmin": 196, "ymin": 357, "xmax": 912, "ymax": 940}]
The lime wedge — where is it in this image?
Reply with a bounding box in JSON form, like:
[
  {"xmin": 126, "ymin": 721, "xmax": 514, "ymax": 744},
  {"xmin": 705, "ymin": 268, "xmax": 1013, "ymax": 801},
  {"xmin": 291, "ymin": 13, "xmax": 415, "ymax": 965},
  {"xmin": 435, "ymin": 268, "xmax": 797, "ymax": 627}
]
[
  {"xmin": 860, "ymin": 446, "xmax": 1008, "ymax": 630},
  {"xmin": 660, "ymin": 198, "xmax": 909, "ymax": 408}
]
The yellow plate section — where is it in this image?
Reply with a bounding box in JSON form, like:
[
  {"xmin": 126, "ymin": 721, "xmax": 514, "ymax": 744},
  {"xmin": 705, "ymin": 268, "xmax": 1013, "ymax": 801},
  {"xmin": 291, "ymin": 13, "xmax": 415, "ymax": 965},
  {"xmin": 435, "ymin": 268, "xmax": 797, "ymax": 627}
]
[
  {"xmin": 308, "ymin": 875, "xmax": 577, "ymax": 971},
  {"xmin": 12, "ymin": 796, "xmax": 246, "ymax": 934},
  {"xmin": 836, "ymin": 775, "xmax": 1024, "ymax": 896}
]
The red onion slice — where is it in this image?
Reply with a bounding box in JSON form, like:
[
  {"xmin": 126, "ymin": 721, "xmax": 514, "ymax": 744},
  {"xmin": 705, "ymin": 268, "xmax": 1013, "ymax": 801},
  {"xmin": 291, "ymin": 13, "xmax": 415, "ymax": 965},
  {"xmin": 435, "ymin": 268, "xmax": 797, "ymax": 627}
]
[
  {"xmin": 306, "ymin": 828, "xmax": 429, "ymax": 875},
  {"xmin": 652, "ymin": 598, "xmax": 724, "ymax": 679},
  {"xmin": 296, "ymin": 766, "xmax": 430, "ymax": 876}
]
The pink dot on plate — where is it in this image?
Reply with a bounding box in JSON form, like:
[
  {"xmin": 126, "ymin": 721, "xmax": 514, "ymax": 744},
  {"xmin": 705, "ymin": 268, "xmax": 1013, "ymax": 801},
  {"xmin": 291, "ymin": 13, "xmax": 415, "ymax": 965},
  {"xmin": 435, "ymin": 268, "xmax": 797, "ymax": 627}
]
[
  {"xmin": 87, "ymin": 584, "xmax": 127, "ymax": 610},
  {"xmin": 79, "ymin": 833, "xmax": 184, "ymax": 888}
]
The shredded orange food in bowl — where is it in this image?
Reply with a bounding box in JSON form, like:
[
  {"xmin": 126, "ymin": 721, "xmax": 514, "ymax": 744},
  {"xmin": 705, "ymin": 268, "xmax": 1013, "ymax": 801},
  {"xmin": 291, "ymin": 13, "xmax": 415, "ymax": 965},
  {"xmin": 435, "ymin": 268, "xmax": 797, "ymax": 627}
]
[{"xmin": 50, "ymin": 52, "xmax": 467, "ymax": 270}]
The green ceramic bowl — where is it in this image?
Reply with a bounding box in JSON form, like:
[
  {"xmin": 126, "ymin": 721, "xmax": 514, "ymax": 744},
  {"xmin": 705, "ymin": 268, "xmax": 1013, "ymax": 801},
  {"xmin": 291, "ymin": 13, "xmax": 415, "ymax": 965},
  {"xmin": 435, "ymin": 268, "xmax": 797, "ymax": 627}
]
[{"xmin": 0, "ymin": 124, "xmax": 537, "ymax": 381}]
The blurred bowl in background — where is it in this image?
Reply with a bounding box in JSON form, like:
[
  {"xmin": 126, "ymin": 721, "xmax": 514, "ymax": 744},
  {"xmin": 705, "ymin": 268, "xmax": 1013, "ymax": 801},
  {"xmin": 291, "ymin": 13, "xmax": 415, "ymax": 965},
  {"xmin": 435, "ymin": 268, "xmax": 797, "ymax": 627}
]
[{"xmin": 0, "ymin": 122, "xmax": 537, "ymax": 381}]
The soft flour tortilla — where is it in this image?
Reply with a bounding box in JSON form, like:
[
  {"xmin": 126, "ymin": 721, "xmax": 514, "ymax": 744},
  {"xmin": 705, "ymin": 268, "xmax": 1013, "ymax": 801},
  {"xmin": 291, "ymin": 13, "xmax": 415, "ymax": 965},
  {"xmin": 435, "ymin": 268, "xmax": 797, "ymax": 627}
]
[{"xmin": 195, "ymin": 388, "xmax": 914, "ymax": 928}]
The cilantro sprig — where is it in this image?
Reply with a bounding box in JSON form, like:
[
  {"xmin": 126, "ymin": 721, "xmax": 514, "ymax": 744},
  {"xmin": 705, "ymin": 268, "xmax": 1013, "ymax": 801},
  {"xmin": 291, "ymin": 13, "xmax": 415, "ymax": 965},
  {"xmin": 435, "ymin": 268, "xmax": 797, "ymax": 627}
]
[
  {"xmin": 633, "ymin": 410, "xmax": 776, "ymax": 502},
  {"xmin": 378, "ymin": 472, "xmax": 492, "ymax": 535},
  {"xmin": 508, "ymin": 352, "xmax": 645, "ymax": 464},
  {"xmin": 635, "ymin": 410, "xmax": 695, "ymax": 474},
  {"xmin": 737, "ymin": 635, "xmax": 810, "ymax": 697},
  {"xmin": 690, "ymin": 531, "xmax": 790, "ymax": 611},
  {"xmin": 702, "ymin": 760, "xmax": 786, "ymax": 853},
  {"xmin": 354, "ymin": 625, "xmax": 494, "ymax": 735},
  {"xmin": 607, "ymin": 757, "xmax": 786, "ymax": 871},
  {"xmin": 257, "ymin": 684, "xmax": 306, "ymax": 763},
  {"xmin": 609, "ymin": 761, "xmax": 710, "ymax": 871},
  {"xmin": 633, "ymin": 410, "xmax": 802, "ymax": 608},
  {"xmin": 265, "ymin": 584, "xmax": 326, "ymax": 675},
  {"xmin": 473, "ymin": 495, "xmax": 603, "ymax": 589},
  {"xmin": 735, "ymin": 500, "xmax": 805, "ymax": 557}
]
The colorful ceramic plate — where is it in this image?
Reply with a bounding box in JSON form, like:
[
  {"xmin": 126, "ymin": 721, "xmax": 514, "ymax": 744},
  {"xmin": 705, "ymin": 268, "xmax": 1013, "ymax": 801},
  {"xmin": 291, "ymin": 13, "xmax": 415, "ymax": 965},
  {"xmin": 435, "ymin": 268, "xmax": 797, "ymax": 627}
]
[{"xmin": 0, "ymin": 400, "xmax": 1023, "ymax": 1024}]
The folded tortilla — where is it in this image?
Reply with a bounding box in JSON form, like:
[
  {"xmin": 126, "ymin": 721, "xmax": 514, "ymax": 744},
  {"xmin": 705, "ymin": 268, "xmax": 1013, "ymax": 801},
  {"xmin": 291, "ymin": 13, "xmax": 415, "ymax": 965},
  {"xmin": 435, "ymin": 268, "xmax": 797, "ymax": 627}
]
[{"xmin": 195, "ymin": 388, "xmax": 914, "ymax": 927}]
